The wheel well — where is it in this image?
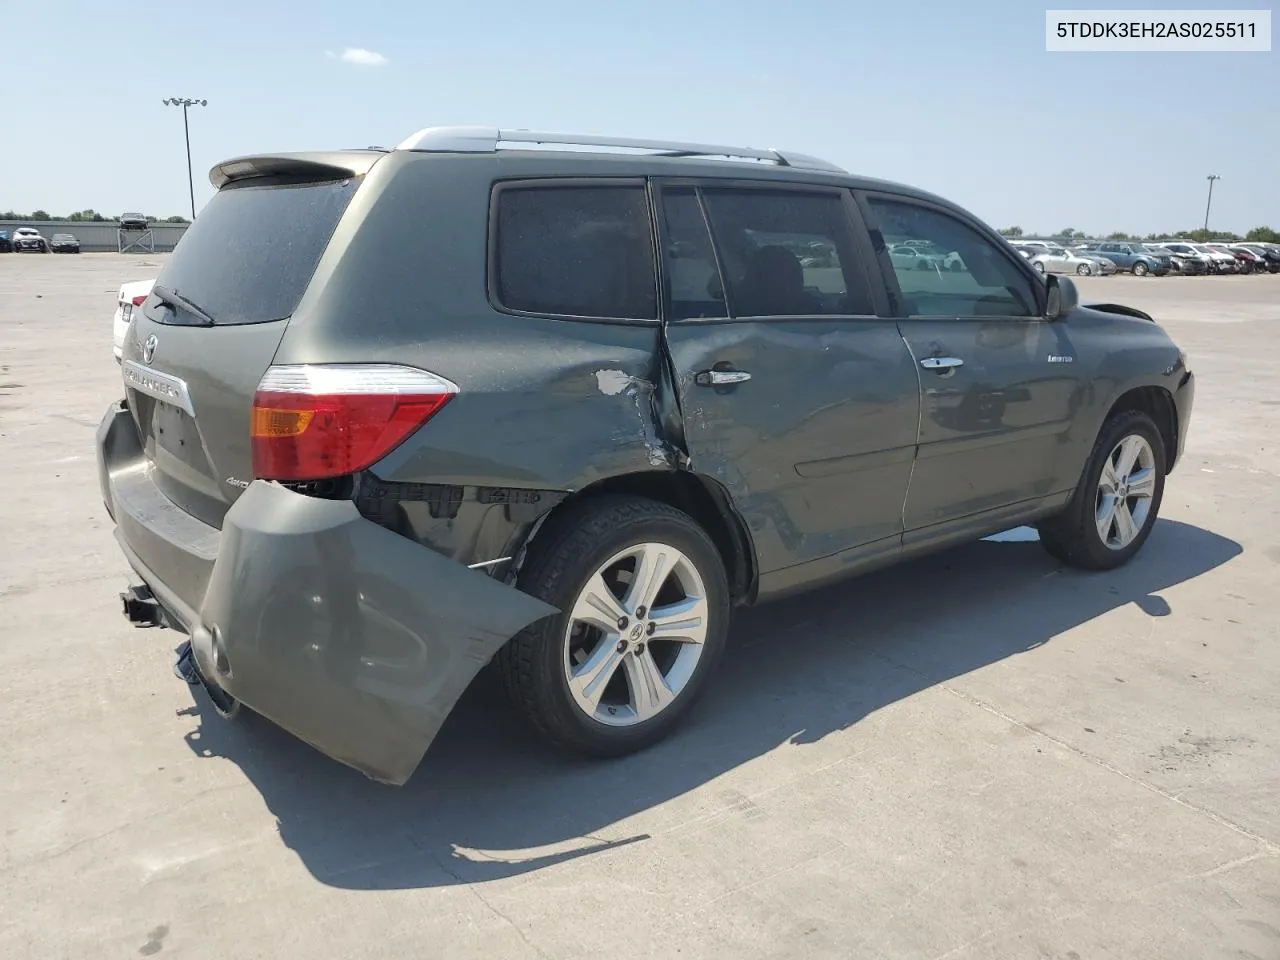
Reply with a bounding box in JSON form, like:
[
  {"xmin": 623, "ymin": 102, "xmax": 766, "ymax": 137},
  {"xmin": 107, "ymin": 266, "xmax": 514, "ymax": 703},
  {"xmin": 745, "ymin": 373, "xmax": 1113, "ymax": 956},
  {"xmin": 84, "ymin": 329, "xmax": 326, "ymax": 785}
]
[
  {"xmin": 1106, "ymin": 386, "xmax": 1177, "ymax": 472},
  {"xmin": 525, "ymin": 471, "xmax": 757, "ymax": 605}
]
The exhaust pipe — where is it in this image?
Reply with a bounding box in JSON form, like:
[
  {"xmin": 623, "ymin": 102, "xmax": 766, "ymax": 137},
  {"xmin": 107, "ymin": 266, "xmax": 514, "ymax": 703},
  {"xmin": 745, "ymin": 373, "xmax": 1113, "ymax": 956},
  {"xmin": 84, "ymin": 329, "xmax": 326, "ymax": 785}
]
[{"xmin": 121, "ymin": 583, "xmax": 161, "ymax": 626}]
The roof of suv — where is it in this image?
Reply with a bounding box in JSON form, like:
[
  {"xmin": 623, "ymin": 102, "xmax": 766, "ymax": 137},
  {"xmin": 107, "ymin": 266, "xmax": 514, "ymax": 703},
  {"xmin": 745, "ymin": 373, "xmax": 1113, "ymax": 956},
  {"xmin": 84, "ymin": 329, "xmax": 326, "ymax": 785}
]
[{"xmin": 207, "ymin": 125, "xmax": 964, "ymax": 214}]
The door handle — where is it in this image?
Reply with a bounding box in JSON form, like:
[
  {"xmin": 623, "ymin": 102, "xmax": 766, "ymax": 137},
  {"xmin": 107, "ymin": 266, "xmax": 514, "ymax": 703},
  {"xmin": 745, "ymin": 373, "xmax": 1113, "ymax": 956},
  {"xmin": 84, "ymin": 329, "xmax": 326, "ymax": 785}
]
[
  {"xmin": 695, "ymin": 369, "xmax": 752, "ymax": 387},
  {"xmin": 920, "ymin": 356, "xmax": 964, "ymax": 371}
]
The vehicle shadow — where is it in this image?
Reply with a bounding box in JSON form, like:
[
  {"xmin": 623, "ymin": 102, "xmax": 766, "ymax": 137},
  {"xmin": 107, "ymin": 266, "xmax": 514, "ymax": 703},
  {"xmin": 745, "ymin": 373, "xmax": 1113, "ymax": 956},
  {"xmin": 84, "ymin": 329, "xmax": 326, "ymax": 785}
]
[{"xmin": 179, "ymin": 518, "xmax": 1240, "ymax": 890}]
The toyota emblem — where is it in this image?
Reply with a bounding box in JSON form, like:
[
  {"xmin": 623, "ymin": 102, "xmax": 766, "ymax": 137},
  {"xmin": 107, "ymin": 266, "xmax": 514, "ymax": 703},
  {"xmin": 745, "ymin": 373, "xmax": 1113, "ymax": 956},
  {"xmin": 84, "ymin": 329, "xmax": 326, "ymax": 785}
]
[{"xmin": 142, "ymin": 334, "xmax": 158, "ymax": 364}]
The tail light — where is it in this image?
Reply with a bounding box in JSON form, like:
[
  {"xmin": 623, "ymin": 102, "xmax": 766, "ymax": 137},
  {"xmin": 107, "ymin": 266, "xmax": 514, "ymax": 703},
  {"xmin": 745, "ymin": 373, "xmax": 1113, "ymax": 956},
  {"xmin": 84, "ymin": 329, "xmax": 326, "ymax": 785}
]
[
  {"xmin": 251, "ymin": 364, "xmax": 458, "ymax": 481},
  {"xmin": 131, "ymin": 294, "xmax": 149, "ymax": 307}
]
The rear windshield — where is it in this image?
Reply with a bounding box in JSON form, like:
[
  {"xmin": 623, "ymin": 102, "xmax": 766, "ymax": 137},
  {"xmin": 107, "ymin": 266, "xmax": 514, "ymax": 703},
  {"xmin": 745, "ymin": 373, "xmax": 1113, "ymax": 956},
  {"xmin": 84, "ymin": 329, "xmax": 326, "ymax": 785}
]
[{"xmin": 153, "ymin": 177, "xmax": 358, "ymax": 325}]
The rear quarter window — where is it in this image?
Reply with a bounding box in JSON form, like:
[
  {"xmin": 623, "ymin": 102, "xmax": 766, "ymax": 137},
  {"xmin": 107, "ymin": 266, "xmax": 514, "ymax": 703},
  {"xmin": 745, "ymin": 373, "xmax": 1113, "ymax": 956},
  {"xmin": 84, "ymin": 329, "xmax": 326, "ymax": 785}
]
[{"xmin": 491, "ymin": 183, "xmax": 657, "ymax": 321}]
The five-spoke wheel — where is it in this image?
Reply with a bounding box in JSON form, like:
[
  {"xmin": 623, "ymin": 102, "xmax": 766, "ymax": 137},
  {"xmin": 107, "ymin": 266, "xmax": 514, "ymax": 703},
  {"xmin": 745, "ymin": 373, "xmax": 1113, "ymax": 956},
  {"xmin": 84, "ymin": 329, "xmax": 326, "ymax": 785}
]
[
  {"xmin": 563, "ymin": 541, "xmax": 709, "ymax": 726},
  {"xmin": 498, "ymin": 495, "xmax": 730, "ymax": 757},
  {"xmin": 1095, "ymin": 435, "xmax": 1156, "ymax": 550},
  {"xmin": 1038, "ymin": 409, "xmax": 1166, "ymax": 569}
]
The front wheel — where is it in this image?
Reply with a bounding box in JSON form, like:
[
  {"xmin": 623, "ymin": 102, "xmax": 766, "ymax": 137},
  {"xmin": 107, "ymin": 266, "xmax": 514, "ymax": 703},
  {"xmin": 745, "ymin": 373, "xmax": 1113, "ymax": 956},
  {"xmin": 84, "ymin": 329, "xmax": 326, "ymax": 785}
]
[
  {"xmin": 1034, "ymin": 261, "xmax": 1045, "ymax": 274},
  {"xmin": 497, "ymin": 495, "xmax": 731, "ymax": 757},
  {"xmin": 1076, "ymin": 263, "xmax": 1091, "ymax": 276},
  {"xmin": 1132, "ymin": 261, "xmax": 1149, "ymax": 277},
  {"xmin": 1038, "ymin": 410, "xmax": 1166, "ymax": 570}
]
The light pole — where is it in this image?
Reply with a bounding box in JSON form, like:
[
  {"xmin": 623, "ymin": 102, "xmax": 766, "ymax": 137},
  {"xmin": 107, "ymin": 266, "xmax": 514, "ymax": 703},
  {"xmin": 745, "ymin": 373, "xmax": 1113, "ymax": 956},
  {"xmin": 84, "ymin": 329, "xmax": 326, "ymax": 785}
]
[
  {"xmin": 1203, "ymin": 174, "xmax": 1220, "ymax": 236},
  {"xmin": 161, "ymin": 98, "xmax": 207, "ymax": 220}
]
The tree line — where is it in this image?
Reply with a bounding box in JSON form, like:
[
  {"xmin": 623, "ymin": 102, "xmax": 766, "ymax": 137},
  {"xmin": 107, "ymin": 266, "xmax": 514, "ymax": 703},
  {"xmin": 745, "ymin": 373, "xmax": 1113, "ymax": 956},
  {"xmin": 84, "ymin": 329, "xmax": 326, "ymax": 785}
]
[
  {"xmin": 0, "ymin": 209, "xmax": 189, "ymax": 224},
  {"xmin": 999, "ymin": 225, "xmax": 1280, "ymax": 244}
]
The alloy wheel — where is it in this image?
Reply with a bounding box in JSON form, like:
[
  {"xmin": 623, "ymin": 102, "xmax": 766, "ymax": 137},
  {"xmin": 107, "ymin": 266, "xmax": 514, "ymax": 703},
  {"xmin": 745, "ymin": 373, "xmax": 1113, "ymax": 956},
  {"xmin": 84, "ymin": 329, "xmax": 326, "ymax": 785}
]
[
  {"xmin": 562, "ymin": 542, "xmax": 709, "ymax": 726},
  {"xmin": 1095, "ymin": 435, "xmax": 1156, "ymax": 550}
]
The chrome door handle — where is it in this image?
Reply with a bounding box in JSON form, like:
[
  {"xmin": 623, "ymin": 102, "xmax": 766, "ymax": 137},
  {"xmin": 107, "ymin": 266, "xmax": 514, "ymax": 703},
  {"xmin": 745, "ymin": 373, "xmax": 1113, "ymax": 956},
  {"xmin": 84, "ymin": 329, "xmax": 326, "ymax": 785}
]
[
  {"xmin": 920, "ymin": 356, "xmax": 964, "ymax": 371},
  {"xmin": 695, "ymin": 369, "xmax": 752, "ymax": 386}
]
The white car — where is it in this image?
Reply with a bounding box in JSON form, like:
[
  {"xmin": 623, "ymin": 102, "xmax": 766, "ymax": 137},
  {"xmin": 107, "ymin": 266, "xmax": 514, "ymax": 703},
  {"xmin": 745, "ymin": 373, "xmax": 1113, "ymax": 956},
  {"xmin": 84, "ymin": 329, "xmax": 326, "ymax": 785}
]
[
  {"xmin": 1160, "ymin": 242, "xmax": 1230, "ymax": 274},
  {"xmin": 11, "ymin": 227, "xmax": 49, "ymax": 253},
  {"xmin": 112, "ymin": 278, "xmax": 156, "ymax": 362},
  {"xmin": 1192, "ymin": 243, "xmax": 1239, "ymax": 273},
  {"xmin": 888, "ymin": 243, "xmax": 950, "ymax": 271},
  {"xmin": 1145, "ymin": 244, "xmax": 1203, "ymax": 275}
]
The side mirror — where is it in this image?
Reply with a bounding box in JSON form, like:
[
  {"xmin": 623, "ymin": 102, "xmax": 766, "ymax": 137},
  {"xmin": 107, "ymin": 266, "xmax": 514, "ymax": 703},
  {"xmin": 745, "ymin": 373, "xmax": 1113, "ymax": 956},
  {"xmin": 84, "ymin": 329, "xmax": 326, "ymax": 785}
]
[{"xmin": 1045, "ymin": 274, "xmax": 1079, "ymax": 320}]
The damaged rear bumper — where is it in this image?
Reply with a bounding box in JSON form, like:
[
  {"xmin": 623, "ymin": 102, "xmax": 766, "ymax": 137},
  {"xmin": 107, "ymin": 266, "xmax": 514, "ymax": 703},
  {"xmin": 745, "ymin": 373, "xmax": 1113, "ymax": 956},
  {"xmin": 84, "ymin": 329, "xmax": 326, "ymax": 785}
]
[{"xmin": 97, "ymin": 400, "xmax": 557, "ymax": 785}]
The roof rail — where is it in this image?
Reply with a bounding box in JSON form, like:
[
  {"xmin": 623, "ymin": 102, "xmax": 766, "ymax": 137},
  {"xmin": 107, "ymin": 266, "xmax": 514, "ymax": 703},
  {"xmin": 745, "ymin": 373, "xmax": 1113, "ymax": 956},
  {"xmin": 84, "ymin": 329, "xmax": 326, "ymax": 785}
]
[{"xmin": 394, "ymin": 126, "xmax": 846, "ymax": 174}]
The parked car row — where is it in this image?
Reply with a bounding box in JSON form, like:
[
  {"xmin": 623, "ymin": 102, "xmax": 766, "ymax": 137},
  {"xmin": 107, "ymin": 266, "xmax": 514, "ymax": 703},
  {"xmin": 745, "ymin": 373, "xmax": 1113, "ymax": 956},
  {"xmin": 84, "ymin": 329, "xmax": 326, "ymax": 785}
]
[
  {"xmin": 0, "ymin": 226, "xmax": 82, "ymax": 253},
  {"xmin": 1011, "ymin": 238, "xmax": 1280, "ymax": 276}
]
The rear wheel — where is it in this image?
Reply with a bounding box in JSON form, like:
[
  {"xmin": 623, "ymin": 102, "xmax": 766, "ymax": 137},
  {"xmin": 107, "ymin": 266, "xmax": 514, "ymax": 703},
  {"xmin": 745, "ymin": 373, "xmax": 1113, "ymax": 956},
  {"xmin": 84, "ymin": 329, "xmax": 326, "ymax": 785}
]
[
  {"xmin": 1034, "ymin": 261, "xmax": 1045, "ymax": 274},
  {"xmin": 1076, "ymin": 263, "xmax": 1091, "ymax": 276},
  {"xmin": 1038, "ymin": 410, "xmax": 1166, "ymax": 570},
  {"xmin": 497, "ymin": 495, "xmax": 731, "ymax": 757}
]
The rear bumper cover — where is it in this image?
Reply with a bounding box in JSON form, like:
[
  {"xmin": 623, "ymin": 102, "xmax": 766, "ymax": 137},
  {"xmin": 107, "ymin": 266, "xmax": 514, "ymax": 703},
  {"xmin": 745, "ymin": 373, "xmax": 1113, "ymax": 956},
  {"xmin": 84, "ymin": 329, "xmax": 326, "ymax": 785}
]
[{"xmin": 97, "ymin": 401, "xmax": 557, "ymax": 784}]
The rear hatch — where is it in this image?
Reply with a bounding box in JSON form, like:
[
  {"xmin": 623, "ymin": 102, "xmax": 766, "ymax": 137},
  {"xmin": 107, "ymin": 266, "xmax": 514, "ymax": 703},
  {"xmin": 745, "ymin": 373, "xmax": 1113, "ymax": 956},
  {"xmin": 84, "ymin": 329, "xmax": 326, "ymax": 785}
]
[{"xmin": 122, "ymin": 152, "xmax": 381, "ymax": 528}]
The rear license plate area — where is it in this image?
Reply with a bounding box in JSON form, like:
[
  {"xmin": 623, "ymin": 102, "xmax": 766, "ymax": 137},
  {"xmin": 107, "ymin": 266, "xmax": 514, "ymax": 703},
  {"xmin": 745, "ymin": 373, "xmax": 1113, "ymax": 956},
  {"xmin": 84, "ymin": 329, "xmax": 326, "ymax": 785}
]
[{"xmin": 151, "ymin": 401, "xmax": 207, "ymax": 471}]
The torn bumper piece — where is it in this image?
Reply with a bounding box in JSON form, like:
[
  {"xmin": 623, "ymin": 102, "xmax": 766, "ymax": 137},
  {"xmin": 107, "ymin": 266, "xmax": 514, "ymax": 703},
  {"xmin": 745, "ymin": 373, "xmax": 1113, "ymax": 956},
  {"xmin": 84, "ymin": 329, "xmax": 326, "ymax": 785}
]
[{"xmin": 97, "ymin": 401, "xmax": 557, "ymax": 785}]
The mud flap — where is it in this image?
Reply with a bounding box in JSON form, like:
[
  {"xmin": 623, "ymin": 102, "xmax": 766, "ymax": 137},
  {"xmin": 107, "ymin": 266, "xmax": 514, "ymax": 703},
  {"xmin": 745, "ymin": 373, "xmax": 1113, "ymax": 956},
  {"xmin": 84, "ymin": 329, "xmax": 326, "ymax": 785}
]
[{"xmin": 191, "ymin": 481, "xmax": 558, "ymax": 785}]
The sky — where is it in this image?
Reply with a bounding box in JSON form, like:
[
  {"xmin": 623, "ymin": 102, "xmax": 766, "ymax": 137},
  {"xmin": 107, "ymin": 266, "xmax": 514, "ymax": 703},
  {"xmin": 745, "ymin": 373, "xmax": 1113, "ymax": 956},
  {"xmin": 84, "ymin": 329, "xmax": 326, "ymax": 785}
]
[{"xmin": 1, "ymin": 0, "xmax": 1276, "ymax": 235}]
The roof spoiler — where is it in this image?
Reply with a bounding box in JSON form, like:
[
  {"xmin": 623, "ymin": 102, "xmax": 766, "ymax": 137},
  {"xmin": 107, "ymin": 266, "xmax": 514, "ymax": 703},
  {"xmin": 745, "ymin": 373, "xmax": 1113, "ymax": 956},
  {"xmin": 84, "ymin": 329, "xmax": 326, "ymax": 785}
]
[{"xmin": 208, "ymin": 150, "xmax": 386, "ymax": 189}]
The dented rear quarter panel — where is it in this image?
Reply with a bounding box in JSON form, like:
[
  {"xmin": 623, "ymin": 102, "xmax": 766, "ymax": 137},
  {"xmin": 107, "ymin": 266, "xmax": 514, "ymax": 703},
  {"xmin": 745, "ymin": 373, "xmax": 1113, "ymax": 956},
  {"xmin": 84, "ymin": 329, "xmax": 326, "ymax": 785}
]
[{"xmin": 275, "ymin": 152, "xmax": 678, "ymax": 492}]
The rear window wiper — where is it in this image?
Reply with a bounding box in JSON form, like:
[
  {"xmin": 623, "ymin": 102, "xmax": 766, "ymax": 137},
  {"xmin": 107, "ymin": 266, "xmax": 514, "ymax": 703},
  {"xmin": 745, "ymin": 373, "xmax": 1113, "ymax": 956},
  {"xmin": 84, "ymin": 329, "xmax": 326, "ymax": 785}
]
[{"xmin": 151, "ymin": 283, "xmax": 217, "ymax": 326}]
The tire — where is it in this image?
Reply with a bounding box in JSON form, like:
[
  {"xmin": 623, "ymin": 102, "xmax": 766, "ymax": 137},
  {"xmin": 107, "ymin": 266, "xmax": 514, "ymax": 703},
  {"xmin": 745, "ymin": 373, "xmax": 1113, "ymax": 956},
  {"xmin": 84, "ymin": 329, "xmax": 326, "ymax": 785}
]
[
  {"xmin": 497, "ymin": 494, "xmax": 731, "ymax": 758},
  {"xmin": 1132, "ymin": 261, "xmax": 1149, "ymax": 277},
  {"xmin": 1037, "ymin": 409, "xmax": 1166, "ymax": 570},
  {"xmin": 1076, "ymin": 263, "xmax": 1091, "ymax": 276},
  {"xmin": 916, "ymin": 259, "xmax": 928, "ymax": 271},
  {"xmin": 1034, "ymin": 261, "xmax": 1045, "ymax": 274}
]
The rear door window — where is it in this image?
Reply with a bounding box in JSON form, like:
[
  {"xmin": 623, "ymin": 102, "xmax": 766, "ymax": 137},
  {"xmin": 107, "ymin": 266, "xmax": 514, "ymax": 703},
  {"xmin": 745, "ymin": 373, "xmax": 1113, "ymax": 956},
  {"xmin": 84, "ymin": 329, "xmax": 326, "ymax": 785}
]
[
  {"xmin": 492, "ymin": 183, "xmax": 657, "ymax": 320},
  {"xmin": 698, "ymin": 188, "xmax": 873, "ymax": 317},
  {"xmin": 151, "ymin": 177, "xmax": 359, "ymax": 325},
  {"xmin": 658, "ymin": 189, "xmax": 728, "ymax": 320}
]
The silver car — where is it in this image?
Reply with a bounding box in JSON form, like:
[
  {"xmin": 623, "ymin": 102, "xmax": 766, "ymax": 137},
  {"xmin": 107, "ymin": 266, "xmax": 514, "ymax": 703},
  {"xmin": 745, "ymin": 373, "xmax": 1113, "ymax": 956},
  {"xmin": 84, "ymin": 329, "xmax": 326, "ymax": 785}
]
[
  {"xmin": 1030, "ymin": 245, "xmax": 1105, "ymax": 276},
  {"xmin": 1076, "ymin": 250, "xmax": 1118, "ymax": 275}
]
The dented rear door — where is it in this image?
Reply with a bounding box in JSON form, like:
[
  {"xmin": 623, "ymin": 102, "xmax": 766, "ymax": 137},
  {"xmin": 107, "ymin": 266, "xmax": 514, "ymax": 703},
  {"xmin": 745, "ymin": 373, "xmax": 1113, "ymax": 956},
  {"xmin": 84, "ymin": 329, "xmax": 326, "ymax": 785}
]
[{"xmin": 656, "ymin": 183, "xmax": 921, "ymax": 576}]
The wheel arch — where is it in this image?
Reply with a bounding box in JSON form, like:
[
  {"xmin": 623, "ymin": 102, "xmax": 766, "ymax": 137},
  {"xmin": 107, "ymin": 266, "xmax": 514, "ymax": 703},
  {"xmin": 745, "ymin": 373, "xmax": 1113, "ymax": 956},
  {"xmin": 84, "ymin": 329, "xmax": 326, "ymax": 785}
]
[
  {"xmin": 507, "ymin": 470, "xmax": 758, "ymax": 606},
  {"xmin": 1103, "ymin": 385, "xmax": 1177, "ymax": 474}
]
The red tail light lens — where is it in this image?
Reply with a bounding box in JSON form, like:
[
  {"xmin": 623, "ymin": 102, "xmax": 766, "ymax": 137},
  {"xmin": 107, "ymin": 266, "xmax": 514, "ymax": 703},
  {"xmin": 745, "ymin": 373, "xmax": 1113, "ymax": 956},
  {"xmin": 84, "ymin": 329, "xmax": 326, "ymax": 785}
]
[
  {"xmin": 131, "ymin": 294, "xmax": 149, "ymax": 307},
  {"xmin": 251, "ymin": 364, "xmax": 458, "ymax": 481}
]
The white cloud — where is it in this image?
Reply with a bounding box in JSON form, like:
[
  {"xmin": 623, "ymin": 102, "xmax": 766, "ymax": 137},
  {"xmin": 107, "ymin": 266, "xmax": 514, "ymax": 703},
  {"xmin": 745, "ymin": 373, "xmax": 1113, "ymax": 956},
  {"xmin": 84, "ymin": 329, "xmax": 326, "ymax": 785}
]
[{"xmin": 327, "ymin": 47, "xmax": 388, "ymax": 66}]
